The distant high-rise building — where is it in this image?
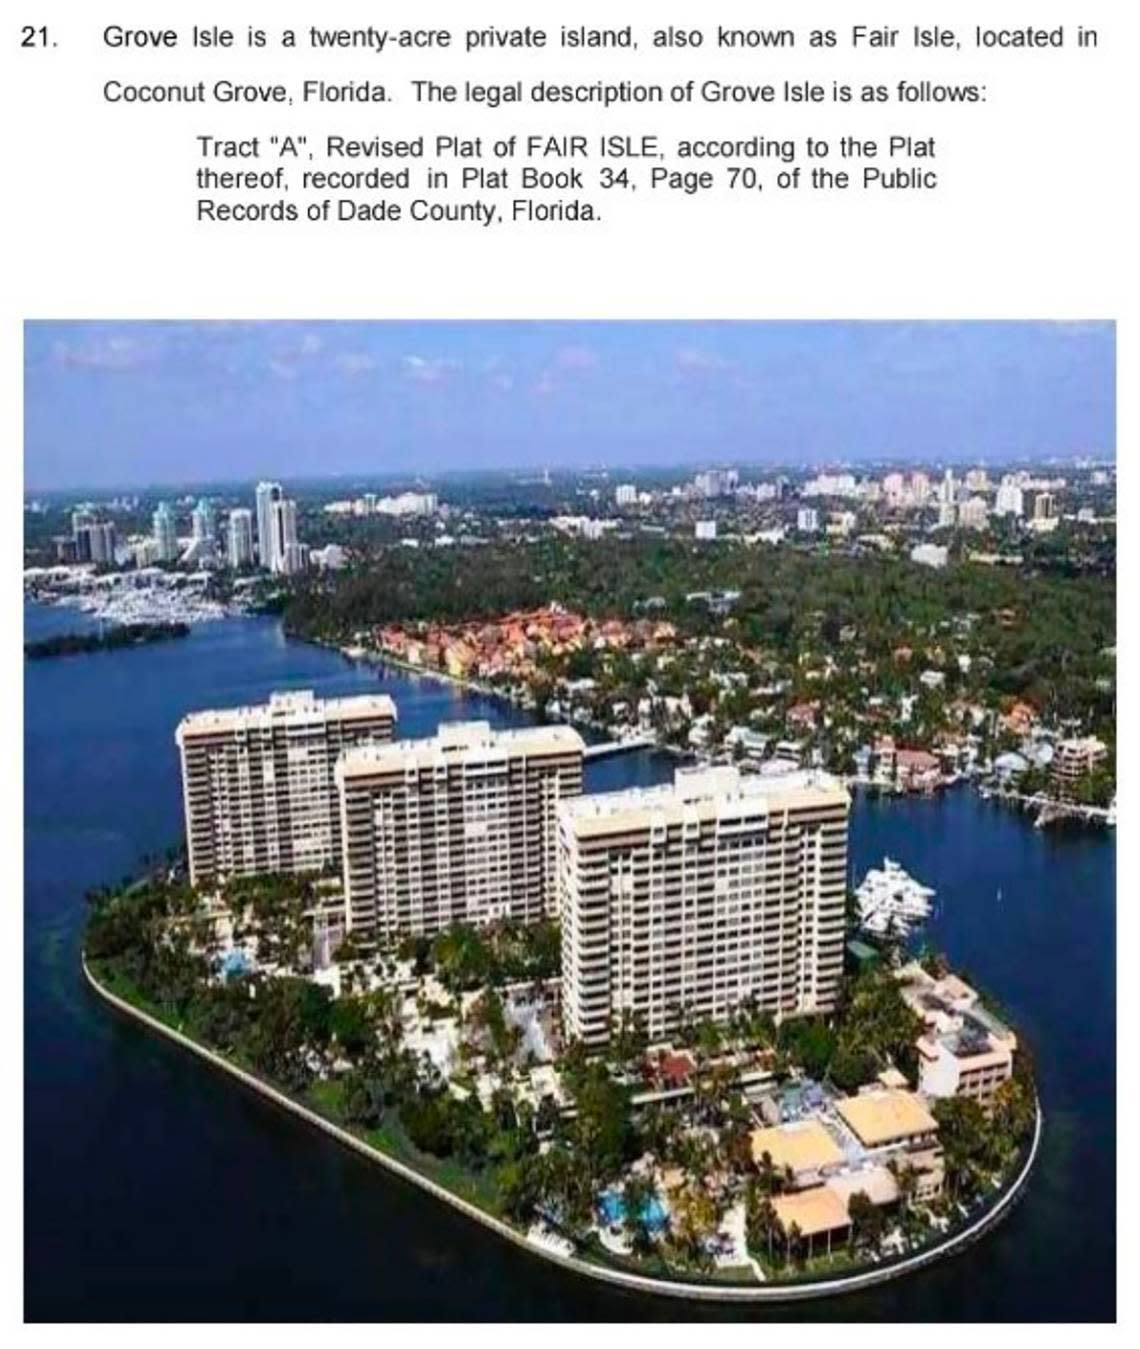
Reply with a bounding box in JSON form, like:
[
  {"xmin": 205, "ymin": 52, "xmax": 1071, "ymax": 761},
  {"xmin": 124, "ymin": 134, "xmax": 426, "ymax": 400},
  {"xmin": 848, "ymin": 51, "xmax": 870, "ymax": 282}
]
[
  {"xmin": 270, "ymin": 498, "xmax": 300, "ymax": 574},
  {"xmin": 994, "ymin": 480, "xmax": 1025, "ymax": 518},
  {"xmin": 910, "ymin": 471, "xmax": 931, "ymax": 504},
  {"xmin": 695, "ymin": 519, "xmax": 717, "ymax": 541},
  {"xmin": 92, "ymin": 521, "xmax": 116, "ymax": 564},
  {"xmin": 278, "ymin": 541, "xmax": 308, "ymax": 576},
  {"xmin": 615, "ymin": 483, "xmax": 637, "ymax": 508},
  {"xmin": 558, "ymin": 767, "xmax": 850, "ymax": 1047},
  {"xmin": 226, "ymin": 508, "xmax": 255, "ymax": 568},
  {"xmin": 176, "ymin": 690, "xmax": 398, "ymax": 886},
  {"xmin": 71, "ymin": 508, "xmax": 95, "ymax": 562},
  {"xmin": 694, "ymin": 469, "xmax": 739, "ymax": 499},
  {"xmin": 191, "ymin": 498, "xmax": 216, "ymax": 546},
  {"xmin": 958, "ymin": 496, "xmax": 989, "ymax": 531},
  {"xmin": 74, "ymin": 520, "xmax": 116, "ymax": 565},
  {"xmin": 882, "ymin": 472, "xmax": 906, "ymax": 505},
  {"xmin": 937, "ymin": 501, "xmax": 957, "ymax": 529},
  {"xmin": 336, "ymin": 722, "xmax": 585, "ymax": 941},
  {"xmin": 153, "ymin": 502, "xmax": 179, "ymax": 562},
  {"xmin": 255, "ymin": 481, "xmax": 283, "ymax": 570},
  {"xmin": 797, "ymin": 507, "xmax": 819, "ymax": 533},
  {"xmin": 938, "ymin": 469, "xmax": 956, "ymax": 505},
  {"xmin": 964, "ymin": 468, "xmax": 990, "ymax": 492},
  {"xmin": 1034, "ymin": 491, "xmax": 1057, "ymax": 521}
]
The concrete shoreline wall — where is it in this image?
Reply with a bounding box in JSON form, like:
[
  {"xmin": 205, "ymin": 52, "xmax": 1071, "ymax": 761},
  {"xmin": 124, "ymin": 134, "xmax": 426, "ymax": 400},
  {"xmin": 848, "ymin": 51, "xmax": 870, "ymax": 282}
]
[{"xmin": 84, "ymin": 956, "xmax": 1042, "ymax": 1305}]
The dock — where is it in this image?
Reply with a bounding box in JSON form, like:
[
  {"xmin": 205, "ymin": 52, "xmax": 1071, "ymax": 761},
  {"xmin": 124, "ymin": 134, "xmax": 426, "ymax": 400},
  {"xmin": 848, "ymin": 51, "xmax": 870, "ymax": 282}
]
[
  {"xmin": 583, "ymin": 735, "xmax": 657, "ymax": 761},
  {"xmin": 982, "ymin": 787, "xmax": 1115, "ymax": 828}
]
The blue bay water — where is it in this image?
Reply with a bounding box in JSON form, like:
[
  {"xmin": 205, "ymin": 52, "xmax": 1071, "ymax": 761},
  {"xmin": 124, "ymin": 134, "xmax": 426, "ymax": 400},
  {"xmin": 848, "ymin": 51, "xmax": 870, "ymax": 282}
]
[{"xmin": 24, "ymin": 608, "xmax": 1115, "ymax": 1320}]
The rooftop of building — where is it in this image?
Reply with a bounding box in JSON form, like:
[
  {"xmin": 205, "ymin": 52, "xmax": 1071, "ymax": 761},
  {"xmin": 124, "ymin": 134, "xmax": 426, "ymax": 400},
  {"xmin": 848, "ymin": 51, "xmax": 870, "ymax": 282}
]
[
  {"xmin": 918, "ymin": 1033, "xmax": 1011, "ymax": 1072},
  {"xmin": 176, "ymin": 689, "xmax": 397, "ymax": 739},
  {"xmin": 1054, "ymin": 735, "xmax": 1108, "ymax": 758},
  {"xmin": 336, "ymin": 720, "xmax": 585, "ymax": 777},
  {"xmin": 559, "ymin": 765, "xmax": 848, "ymax": 837},
  {"xmin": 750, "ymin": 1118, "xmax": 846, "ymax": 1174},
  {"xmin": 896, "ymin": 962, "xmax": 1015, "ymax": 1053},
  {"xmin": 826, "ymin": 1165, "xmax": 900, "ymax": 1211},
  {"xmin": 771, "ymin": 1185, "xmax": 850, "ymax": 1238},
  {"xmin": 834, "ymin": 1089, "xmax": 938, "ymax": 1147}
]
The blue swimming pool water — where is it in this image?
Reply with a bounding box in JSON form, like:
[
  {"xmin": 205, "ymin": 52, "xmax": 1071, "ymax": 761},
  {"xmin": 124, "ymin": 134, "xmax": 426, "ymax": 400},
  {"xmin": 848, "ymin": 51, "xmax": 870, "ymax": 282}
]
[{"xmin": 598, "ymin": 1191, "xmax": 669, "ymax": 1230}]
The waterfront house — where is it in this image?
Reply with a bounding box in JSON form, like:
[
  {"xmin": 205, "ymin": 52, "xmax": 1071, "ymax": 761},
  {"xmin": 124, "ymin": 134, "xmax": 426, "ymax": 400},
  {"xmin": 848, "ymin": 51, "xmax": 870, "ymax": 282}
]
[{"xmin": 897, "ymin": 962, "xmax": 1017, "ymax": 1112}]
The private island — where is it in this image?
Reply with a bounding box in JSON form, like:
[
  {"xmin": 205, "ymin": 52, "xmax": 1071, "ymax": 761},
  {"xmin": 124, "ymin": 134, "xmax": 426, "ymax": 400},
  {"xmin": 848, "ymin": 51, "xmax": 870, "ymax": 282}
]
[{"xmin": 84, "ymin": 689, "xmax": 1039, "ymax": 1300}]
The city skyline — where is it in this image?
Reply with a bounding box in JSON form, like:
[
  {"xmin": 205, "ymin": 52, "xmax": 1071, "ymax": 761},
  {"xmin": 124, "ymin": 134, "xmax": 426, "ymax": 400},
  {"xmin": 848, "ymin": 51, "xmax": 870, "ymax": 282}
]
[{"xmin": 24, "ymin": 320, "xmax": 1115, "ymax": 490}]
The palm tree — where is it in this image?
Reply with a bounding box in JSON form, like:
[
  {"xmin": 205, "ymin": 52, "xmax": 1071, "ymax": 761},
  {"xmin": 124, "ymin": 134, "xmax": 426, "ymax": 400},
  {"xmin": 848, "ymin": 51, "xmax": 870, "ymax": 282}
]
[
  {"xmin": 745, "ymin": 1181, "xmax": 783, "ymax": 1262},
  {"xmin": 786, "ymin": 1219, "xmax": 805, "ymax": 1268},
  {"xmin": 757, "ymin": 1148, "xmax": 778, "ymax": 1196},
  {"xmin": 887, "ymin": 1158, "xmax": 920, "ymax": 1224},
  {"xmin": 621, "ymin": 1173, "xmax": 660, "ymax": 1255}
]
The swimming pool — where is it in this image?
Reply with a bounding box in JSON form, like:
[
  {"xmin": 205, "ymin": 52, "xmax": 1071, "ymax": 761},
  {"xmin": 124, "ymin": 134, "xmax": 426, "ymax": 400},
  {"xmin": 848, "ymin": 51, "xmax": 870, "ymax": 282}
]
[{"xmin": 597, "ymin": 1190, "xmax": 669, "ymax": 1231}]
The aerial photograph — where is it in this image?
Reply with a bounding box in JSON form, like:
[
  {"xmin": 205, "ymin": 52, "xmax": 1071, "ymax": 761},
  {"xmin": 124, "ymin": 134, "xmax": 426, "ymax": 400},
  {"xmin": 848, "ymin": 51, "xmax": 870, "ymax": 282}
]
[{"xmin": 23, "ymin": 320, "xmax": 1115, "ymax": 1321}]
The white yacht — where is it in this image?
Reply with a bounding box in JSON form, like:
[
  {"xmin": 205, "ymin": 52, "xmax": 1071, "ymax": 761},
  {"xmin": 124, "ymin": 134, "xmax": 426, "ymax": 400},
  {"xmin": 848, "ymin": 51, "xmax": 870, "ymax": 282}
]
[{"xmin": 855, "ymin": 857, "xmax": 936, "ymax": 939}]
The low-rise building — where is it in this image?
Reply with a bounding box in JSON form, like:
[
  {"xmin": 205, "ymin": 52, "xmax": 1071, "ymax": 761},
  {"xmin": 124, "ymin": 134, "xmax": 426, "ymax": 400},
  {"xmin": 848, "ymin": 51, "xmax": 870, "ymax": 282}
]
[
  {"xmin": 895, "ymin": 748, "xmax": 942, "ymax": 792},
  {"xmin": 750, "ymin": 1118, "xmax": 846, "ymax": 1188},
  {"xmin": 910, "ymin": 543, "xmax": 948, "ymax": 569},
  {"xmin": 897, "ymin": 962, "xmax": 1017, "ymax": 1111},
  {"xmin": 833, "ymin": 1088, "xmax": 944, "ymax": 1200},
  {"xmin": 1051, "ymin": 735, "xmax": 1107, "ymax": 799}
]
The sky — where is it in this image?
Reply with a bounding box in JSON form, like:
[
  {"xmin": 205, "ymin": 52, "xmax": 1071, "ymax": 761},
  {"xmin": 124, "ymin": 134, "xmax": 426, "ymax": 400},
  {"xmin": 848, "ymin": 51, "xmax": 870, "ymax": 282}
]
[{"xmin": 23, "ymin": 321, "xmax": 1115, "ymax": 491}]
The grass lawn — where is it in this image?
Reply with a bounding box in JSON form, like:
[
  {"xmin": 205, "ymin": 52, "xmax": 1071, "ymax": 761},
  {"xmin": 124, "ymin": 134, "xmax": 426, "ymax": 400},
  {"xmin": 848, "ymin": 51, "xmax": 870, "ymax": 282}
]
[
  {"xmin": 89, "ymin": 961, "xmax": 183, "ymax": 1032},
  {"xmin": 307, "ymin": 1078, "xmax": 347, "ymax": 1117},
  {"xmin": 92, "ymin": 958, "xmax": 506, "ymax": 1222},
  {"xmin": 361, "ymin": 1118, "xmax": 503, "ymax": 1215}
]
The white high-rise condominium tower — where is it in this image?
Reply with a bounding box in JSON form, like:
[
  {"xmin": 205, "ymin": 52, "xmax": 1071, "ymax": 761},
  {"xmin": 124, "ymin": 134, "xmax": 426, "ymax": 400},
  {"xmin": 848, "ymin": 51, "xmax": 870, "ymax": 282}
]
[
  {"xmin": 994, "ymin": 479, "xmax": 1025, "ymax": 518},
  {"xmin": 176, "ymin": 690, "xmax": 398, "ymax": 886},
  {"xmin": 152, "ymin": 501, "xmax": 179, "ymax": 562},
  {"xmin": 226, "ymin": 508, "xmax": 255, "ymax": 568},
  {"xmin": 255, "ymin": 480, "xmax": 283, "ymax": 570},
  {"xmin": 558, "ymin": 766, "xmax": 850, "ymax": 1047},
  {"xmin": 336, "ymin": 721, "xmax": 585, "ymax": 942},
  {"xmin": 191, "ymin": 498, "xmax": 216, "ymax": 545},
  {"xmin": 270, "ymin": 497, "xmax": 300, "ymax": 574}
]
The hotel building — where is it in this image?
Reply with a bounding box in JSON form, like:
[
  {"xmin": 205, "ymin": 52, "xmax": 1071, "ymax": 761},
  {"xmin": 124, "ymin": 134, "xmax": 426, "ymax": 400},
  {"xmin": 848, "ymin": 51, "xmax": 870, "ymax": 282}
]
[
  {"xmin": 176, "ymin": 690, "xmax": 397, "ymax": 886},
  {"xmin": 558, "ymin": 766, "xmax": 850, "ymax": 1047},
  {"xmin": 336, "ymin": 721, "xmax": 585, "ymax": 941}
]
